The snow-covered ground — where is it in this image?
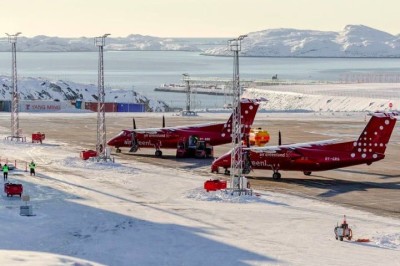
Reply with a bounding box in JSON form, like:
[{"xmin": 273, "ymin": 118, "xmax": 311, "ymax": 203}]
[
  {"xmin": 244, "ymin": 83, "xmax": 400, "ymax": 112},
  {"xmin": 0, "ymin": 113, "xmax": 399, "ymax": 266}
]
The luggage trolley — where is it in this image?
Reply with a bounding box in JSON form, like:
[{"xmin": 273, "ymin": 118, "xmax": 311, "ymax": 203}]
[{"xmin": 32, "ymin": 132, "xmax": 45, "ymax": 144}]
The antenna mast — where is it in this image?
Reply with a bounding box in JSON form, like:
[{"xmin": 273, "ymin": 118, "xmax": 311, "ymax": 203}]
[
  {"xmin": 228, "ymin": 35, "xmax": 249, "ymax": 194},
  {"xmin": 94, "ymin": 33, "xmax": 110, "ymax": 160},
  {"xmin": 6, "ymin": 32, "xmax": 24, "ymax": 141},
  {"xmin": 183, "ymin": 73, "xmax": 191, "ymax": 112}
]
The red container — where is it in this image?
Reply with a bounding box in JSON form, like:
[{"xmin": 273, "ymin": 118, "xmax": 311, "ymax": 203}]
[
  {"xmin": 4, "ymin": 183, "xmax": 23, "ymax": 197},
  {"xmin": 80, "ymin": 150, "xmax": 97, "ymax": 160},
  {"xmin": 84, "ymin": 102, "xmax": 117, "ymax": 112},
  {"xmin": 32, "ymin": 132, "xmax": 45, "ymax": 143},
  {"xmin": 204, "ymin": 180, "xmax": 227, "ymax": 192}
]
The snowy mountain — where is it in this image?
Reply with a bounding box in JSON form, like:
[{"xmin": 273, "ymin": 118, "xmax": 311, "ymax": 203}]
[
  {"xmin": 2, "ymin": 25, "xmax": 399, "ymax": 56},
  {"xmin": 0, "ymin": 35, "xmax": 200, "ymax": 52},
  {"xmin": 204, "ymin": 25, "xmax": 400, "ymax": 57},
  {"xmin": 0, "ymin": 76, "xmax": 168, "ymax": 112}
]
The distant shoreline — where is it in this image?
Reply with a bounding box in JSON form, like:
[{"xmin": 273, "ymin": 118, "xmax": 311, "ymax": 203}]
[
  {"xmin": 0, "ymin": 50, "xmax": 399, "ymax": 58},
  {"xmin": 200, "ymin": 53, "xmax": 400, "ymax": 59}
]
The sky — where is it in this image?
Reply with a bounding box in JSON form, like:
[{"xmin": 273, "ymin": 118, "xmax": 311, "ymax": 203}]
[{"xmin": 1, "ymin": 0, "xmax": 400, "ymax": 38}]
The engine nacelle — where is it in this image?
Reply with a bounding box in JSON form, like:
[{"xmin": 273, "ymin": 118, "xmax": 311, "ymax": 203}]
[{"xmin": 249, "ymin": 128, "xmax": 270, "ymax": 147}]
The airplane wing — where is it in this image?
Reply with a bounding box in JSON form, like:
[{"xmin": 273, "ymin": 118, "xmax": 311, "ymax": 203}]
[
  {"xmin": 245, "ymin": 139, "xmax": 340, "ymax": 153},
  {"xmin": 133, "ymin": 122, "xmax": 221, "ymax": 133}
]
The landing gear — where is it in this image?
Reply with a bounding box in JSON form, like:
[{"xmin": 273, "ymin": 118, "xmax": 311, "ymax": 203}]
[
  {"xmin": 272, "ymin": 172, "xmax": 281, "ymax": 180},
  {"xmin": 116, "ymin": 148, "xmax": 121, "ymax": 153},
  {"xmin": 153, "ymin": 142, "xmax": 163, "ymax": 157},
  {"xmin": 224, "ymin": 168, "xmax": 230, "ymax": 175},
  {"xmin": 303, "ymin": 171, "xmax": 312, "ymax": 176},
  {"xmin": 272, "ymin": 165, "xmax": 281, "ymax": 180},
  {"xmin": 211, "ymin": 167, "xmax": 219, "ymax": 174}
]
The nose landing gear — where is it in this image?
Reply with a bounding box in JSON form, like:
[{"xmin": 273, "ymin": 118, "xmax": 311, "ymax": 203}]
[
  {"xmin": 271, "ymin": 164, "xmax": 281, "ymax": 180},
  {"xmin": 272, "ymin": 172, "xmax": 281, "ymax": 180}
]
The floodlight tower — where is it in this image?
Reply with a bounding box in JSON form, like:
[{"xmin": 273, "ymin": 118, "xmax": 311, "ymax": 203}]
[
  {"xmin": 228, "ymin": 35, "xmax": 247, "ymax": 192},
  {"xmin": 182, "ymin": 73, "xmax": 191, "ymax": 112},
  {"xmin": 94, "ymin": 34, "xmax": 110, "ymax": 159},
  {"xmin": 6, "ymin": 32, "xmax": 22, "ymax": 140}
]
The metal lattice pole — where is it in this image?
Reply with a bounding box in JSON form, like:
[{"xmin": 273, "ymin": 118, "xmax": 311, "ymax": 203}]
[
  {"xmin": 183, "ymin": 73, "xmax": 191, "ymax": 112},
  {"xmin": 94, "ymin": 34, "xmax": 110, "ymax": 158},
  {"xmin": 229, "ymin": 35, "xmax": 247, "ymax": 191},
  {"xmin": 6, "ymin": 32, "xmax": 21, "ymax": 138}
]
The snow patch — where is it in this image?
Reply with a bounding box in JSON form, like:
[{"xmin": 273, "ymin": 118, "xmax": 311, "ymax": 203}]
[
  {"xmin": 373, "ymin": 233, "xmax": 400, "ymax": 250},
  {"xmin": 57, "ymin": 156, "xmax": 139, "ymax": 175},
  {"xmin": 185, "ymin": 187, "xmax": 284, "ymax": 205}
]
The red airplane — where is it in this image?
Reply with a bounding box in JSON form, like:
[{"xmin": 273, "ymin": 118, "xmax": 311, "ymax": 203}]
[
  {"xmin": 211, "ymin": 112, "xmax": 398, "ymax": 179},
  {"xmin": 107, "ymin": 98, "xmax": 265, "ymax": 157}
]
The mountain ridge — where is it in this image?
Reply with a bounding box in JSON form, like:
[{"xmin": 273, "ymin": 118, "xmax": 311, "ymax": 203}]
[
  {"xmin": 204, "ymin": 25, "xmax": 400, "ymax": 57},
  {"xmin": 1, "ymin": 25, "xmax": 399, "ymax": 57}
]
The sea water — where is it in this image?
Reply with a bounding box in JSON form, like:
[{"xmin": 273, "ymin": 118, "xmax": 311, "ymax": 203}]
[{"xmin": 0, "ymin": 51, "xmax": 399, "ymax": 108}]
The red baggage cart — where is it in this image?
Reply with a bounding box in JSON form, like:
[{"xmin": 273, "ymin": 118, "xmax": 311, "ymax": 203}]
[
  {"xmin": 32, "ymin": 132, "xmax": 45, "ymax": 144},
  {"xmin": 80, "ymin": 150, "xmax": 98, "ymax": 160},
  {"xmin": 4, "ymin": 183, "xmax": 23, "ymax": 197},
  {"xmin": 204, "ymin": 179, "xmax": 227, "ymax": 192}
]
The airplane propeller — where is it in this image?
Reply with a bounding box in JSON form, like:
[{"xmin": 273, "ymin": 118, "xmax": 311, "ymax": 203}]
[
  {"xmin": 243, "ymin": 133, "xmax": 253, "ymax": 172},
  {"xmin": 130, "ymin": 117, "xmax": 138, "ymax": 152},
  {"xmin": 278, "ymin": 130, "xmax": 282, "ymax": 146}
]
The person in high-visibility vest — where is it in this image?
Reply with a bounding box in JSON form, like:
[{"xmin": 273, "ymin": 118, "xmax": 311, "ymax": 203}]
[
  {"xmin": 3, "ymin": 164, "xmax": 9, "ymax": 181},
  {"xmin": 29, "ymin": 161, "xmax": 36, "ymax": 176}
]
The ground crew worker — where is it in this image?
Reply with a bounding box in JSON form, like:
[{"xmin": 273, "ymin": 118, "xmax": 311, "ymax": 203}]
[
  {"xmin": 29, "ymin": 161, "xmax": 36, "ymax": 176},
  {"xmin": 3, "ymin": 164, "xmax": 9, "ymax": 182}
]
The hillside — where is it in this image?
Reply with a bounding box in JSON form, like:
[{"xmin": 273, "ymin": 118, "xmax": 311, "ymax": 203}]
[
  {"xmin": 2, "ymin": 25, "xmax": 400, "ymax": 57},
  {"xmin": 0, "ymin": 76, "xmax": 168, "ymax": 112},
  {"xmin": 0, "ymin": 35, "xmax": 200, "ymax": 52},
  {"xmin": 204, "ymin": 25, "xmax": 400, "ymax": 57}
]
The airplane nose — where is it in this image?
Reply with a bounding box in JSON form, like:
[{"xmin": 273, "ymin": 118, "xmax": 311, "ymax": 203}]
[{"xmin": 107, "ymin": 137, "xmax": 116, "ymax": 146}]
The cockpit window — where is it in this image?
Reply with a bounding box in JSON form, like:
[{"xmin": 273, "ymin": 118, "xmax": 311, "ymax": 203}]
[{"xmin": 117, "ymin": 131, "xmax": 127, "ymax": 137}]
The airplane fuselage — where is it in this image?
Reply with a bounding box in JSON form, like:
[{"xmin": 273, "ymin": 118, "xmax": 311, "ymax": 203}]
[
  {"xmin": 212, "ymin": 111, "xmax": 397, "ymax": 179},
  {"xmin": 107, "ymin": 123, "xmax": 232, "ymax": 150},
  {"xmin": 212, "ymin": 144, "xmax": 385, "ymax": 174},
  {"xmin": 107, "ymin": 98, "xmax": 266, "ymax": 157},
  {"xmin": 248, "ymin": 146, "xmax": 385, "ymax": 172}
]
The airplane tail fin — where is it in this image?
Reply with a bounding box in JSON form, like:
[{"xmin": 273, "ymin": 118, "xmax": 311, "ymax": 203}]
[
  {"xmin": 222, "ymin": 98, "xmax": 266, "ymax": 136},
  {"xmin": 352, "ymin": 112, "xmax": 398, "ymax": 155}
]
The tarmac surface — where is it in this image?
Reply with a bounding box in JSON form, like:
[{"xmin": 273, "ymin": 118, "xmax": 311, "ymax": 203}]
[{"xmin": 8, "ymin": 111, "xmax": 400, "ymax": 219}]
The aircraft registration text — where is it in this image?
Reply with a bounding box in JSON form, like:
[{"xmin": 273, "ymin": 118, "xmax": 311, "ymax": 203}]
[{"xmin": 324, "ymin": 157, "xmax": 340, "ymax": 161}]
